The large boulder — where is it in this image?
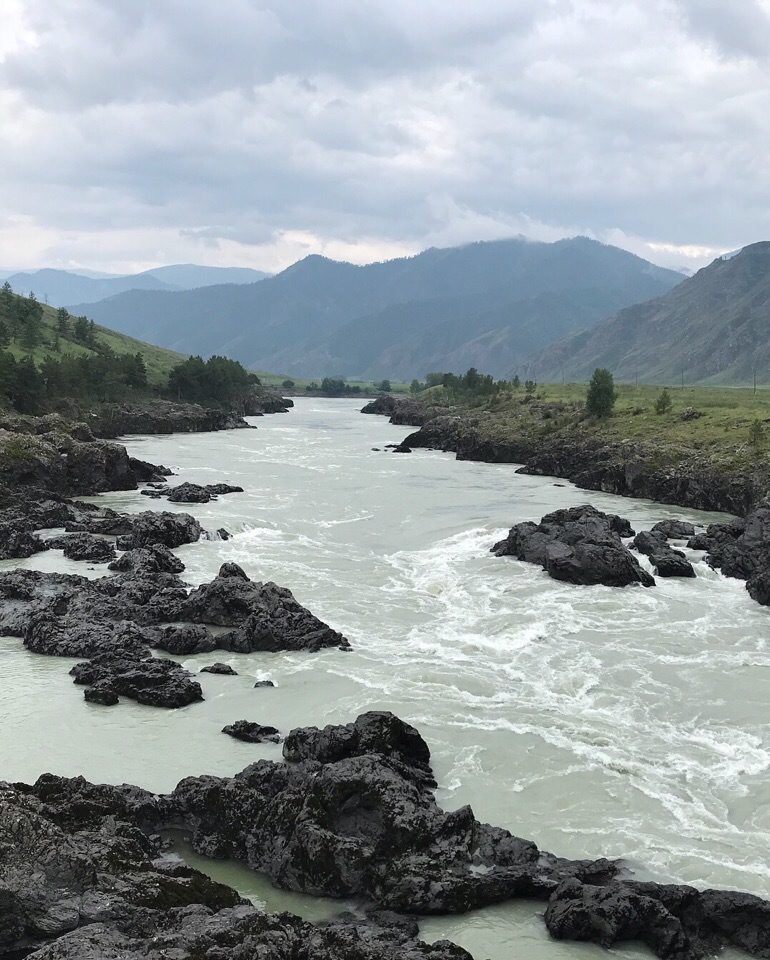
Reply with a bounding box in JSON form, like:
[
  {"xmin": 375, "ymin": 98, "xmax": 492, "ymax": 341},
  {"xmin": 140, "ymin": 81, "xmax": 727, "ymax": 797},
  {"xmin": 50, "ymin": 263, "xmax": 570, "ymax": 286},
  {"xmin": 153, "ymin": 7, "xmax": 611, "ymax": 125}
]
[
  {"xmin": 493, "ymin": 505, "xmax": 654, "ymax": 588},
  {"xmin": 115, "ymin": 510, "xmax": 201, "ymax": 550},
  {"xmin": 46, "ymin": 532, "xmax": 117, "ymax": 563},
  {"xmin": 71, "ymin": 654, "xmax": 204, "ymax": 709},
  {"xmin": 182, "ymin": 563, "xmax": 350, "ymax": 652},
  {"xmin": 651, "ymin": 519, "xmax": 696, "ymax": 539}
]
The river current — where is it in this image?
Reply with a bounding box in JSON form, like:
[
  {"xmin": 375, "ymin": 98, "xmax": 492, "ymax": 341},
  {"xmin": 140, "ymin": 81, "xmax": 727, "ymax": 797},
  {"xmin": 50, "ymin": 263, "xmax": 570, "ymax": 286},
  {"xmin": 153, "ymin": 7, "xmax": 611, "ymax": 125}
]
[{"xmin": 1, "ymin": 397, "xmax": 767, "ymax": 959}]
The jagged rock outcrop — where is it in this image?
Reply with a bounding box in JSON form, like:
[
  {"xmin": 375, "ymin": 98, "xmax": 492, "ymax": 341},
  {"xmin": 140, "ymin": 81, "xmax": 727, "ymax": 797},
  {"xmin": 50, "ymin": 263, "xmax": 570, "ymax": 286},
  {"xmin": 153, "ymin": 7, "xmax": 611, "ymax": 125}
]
[
  {"xmin": 492, "ymin": 505, "xmax": 654, "ymax": 588},
  {"xmin": 4, "ymin": 714, "xmax": 770, "ymax": 960},
  {"xmin": 1, "ymin": 774, "xmax": 467, "ymax": 960},
  {"xmin": 0, "ymin": 557, "xmax": 349, "ymax": 708},
  {"xmin": 71, "ymin": 653, "xmax": 203, "ymax": 709},
  {"xmin": 632, "ymin": 530, "xmax": 695, "ymax": 578},
  {"xmin": 687, "ymin": 498, "xmax": 770, "ymax": 604},
  {"xmin": 181, "ymin": 562, "xmax": 350, "ymax": 652},
  {"xmin": 114, "ymin": 510, "xmax": 202, "ymax": 550}
]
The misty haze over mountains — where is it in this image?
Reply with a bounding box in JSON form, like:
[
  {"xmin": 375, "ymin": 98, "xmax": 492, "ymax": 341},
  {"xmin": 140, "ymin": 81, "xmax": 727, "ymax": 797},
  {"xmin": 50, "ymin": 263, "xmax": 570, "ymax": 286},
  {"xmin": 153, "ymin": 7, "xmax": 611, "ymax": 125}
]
[
  {"xmin": 0, "ymin": 264, "xmax": 271, "ymax": 306},
  {"xmin": 61, "ymin": 236, "xmax": 685, "ymax": 381}
]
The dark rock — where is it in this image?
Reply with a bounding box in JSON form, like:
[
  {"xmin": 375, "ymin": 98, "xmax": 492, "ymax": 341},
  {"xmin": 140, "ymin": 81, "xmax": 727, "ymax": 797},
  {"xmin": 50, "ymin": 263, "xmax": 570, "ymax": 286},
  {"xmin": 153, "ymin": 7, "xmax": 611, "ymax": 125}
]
[
  {"xmin": 72, "ymin": 654, "xmax": 204, "ymax": 709},
  {"xmin": 544, "ymin": 878, "xmax": 695, "ymax": 957},
  {"xmin": 361, "ymin": 395, "xmax": 399, "ymax": 416},
  {"xmin": 140, "ymin": 488, "xmax": 165, "ymax": 498},
  {"xmin": 254, "ymin": 679, "xmax": 274, "ymax": 687},
  {"xmin": 3, "ymin": 716, "xmax": 769, "ymax": 960},
  {"xmin": 128, "ymin": 455, "xmax": 172, "ymax": 482},
  {"xmin": 154, "ymin": 624, "xmax": 217, "ymax": 655},
  {"xmin": 283, "ymin": 711, "xmax": 435, "ymax": 787},
  {"xmin": 687, "ymin": 501, "xmax": 770, "ymax": 604},
  {"xmin": 651, "ymin": 519, "xmax": 697, "ymax": 539},
  {"xmin": 222, "ymin": 720, "xmax": 281, "ymax": 743},
  {"xmin": 183, "ymin": 563, "xmax": 350, "ymax": 652},
  {"xmin": 0, "ymin": 776, "xmax": 248, "ymax": 958},
  {"xmin": 108, "ymin": 543, "xmax": 186, "ymax": 575},
  {"xmin": 0, "ymin": 523, "xmax": 48, "ymax": 559},
  {"xmin": 392, "ymin": 444, "xmax": 412, "ymax": 453},
  {"xmin": 493, "ymin": 505, "xmax": 654, "ymax": 588},
  {"xmin": 633, "ymin": 529, "xmax": 668, "ymax": 556},
  {"xmin": 167, "ymin": 482, "xmax": 212, "ymax": 503},
  {"xmin": 206, "ymin": 483, "xmax": 244, "ymax": 495},
  {"xmin": 84, "ymin": 685, "xmax": 119, "ymax": 706},
  {"xmin": 687, "ymin": 532, "xmax": 711, "ymax": 550},
  {"xmin": 115, "ymin": 510, "xmax": 202, "ymax": 550},
  {"xmin": 46, "ymin": 532, "xmax": 117, "ymax": 563},
  {"xmin": 201, "ymin": 662, "xmax": 238, "ymax": 675},
  {"xmin": 650, "ymin": 551, "xmax": 696, "ymax": 578}
]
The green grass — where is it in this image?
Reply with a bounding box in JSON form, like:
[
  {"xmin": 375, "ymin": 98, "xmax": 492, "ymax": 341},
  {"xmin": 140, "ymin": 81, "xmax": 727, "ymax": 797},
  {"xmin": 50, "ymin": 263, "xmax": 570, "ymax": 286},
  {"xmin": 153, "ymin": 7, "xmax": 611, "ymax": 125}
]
[
  {"xmin": 9, "ymin": 301, "xmax": 187, "ymax": 386},
  {"xmin": 411, "ymin": 381, "xmax": 770, "ymax": 468}
]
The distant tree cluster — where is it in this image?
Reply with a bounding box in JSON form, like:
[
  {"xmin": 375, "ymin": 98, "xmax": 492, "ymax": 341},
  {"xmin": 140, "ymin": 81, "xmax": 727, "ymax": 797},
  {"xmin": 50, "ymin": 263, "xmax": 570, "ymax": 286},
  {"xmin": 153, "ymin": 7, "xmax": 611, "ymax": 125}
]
[
  {"xmin": 306, "ymin": 377, "xmax": 362, "ymax": 396},
  {"xmin": 0, "ymin": 283, "xmax": 96, "ymax": 354},
  {"xmin": 167, "ymin": 355, "xmax": 260, "ymax": 407}
]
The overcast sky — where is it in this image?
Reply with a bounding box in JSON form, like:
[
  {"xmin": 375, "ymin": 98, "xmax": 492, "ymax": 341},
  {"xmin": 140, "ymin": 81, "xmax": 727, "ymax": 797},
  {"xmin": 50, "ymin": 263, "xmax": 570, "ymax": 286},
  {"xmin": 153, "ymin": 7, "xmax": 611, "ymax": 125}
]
[{"xmin": 1, "ymin": 0, "xmax": 769, "ymax": 275}]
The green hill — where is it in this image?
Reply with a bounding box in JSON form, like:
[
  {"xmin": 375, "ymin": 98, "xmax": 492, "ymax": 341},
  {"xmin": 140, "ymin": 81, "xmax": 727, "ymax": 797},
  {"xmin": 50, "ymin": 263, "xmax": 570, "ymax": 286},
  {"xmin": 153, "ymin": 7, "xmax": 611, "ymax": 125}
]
[{"xmin": 0, "ymin": 285, "xmax": 186, "ymax": 386}]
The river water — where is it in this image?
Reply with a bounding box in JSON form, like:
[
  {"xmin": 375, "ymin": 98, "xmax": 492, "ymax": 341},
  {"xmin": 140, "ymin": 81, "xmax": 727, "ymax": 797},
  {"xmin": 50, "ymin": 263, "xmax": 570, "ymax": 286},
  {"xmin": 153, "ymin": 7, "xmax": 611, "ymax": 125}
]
[{"xmin": 1, "ymin": 397, "xmax": 767, "ymax": 959}]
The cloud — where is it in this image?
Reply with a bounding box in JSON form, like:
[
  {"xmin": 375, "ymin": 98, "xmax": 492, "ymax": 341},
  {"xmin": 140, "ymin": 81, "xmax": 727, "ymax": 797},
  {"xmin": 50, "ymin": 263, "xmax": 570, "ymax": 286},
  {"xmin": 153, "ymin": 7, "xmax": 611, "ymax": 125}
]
[{"xmin": 0, "ymin": 0, "xmax": 768, "ymax": 272}]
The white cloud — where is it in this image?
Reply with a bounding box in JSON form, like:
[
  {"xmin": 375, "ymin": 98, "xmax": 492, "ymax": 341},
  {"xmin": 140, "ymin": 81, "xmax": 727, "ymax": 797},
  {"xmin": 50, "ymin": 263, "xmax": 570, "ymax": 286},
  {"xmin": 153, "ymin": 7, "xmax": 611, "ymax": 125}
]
[{"xmin": 0, "ymin": 0, "xmax": 768, "ymax": 272}]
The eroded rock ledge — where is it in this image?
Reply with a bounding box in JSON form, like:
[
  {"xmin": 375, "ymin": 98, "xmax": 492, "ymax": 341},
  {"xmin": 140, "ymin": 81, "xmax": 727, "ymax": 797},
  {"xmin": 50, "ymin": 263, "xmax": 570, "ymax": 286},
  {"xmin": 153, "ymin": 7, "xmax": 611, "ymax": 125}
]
[
  {"xmin": 0, "ymin": 549, "xmax": 349, "ymax": 708},
  {"xmin": 3, "ymin": 712, "xmax": 768, "ymax": 960}
]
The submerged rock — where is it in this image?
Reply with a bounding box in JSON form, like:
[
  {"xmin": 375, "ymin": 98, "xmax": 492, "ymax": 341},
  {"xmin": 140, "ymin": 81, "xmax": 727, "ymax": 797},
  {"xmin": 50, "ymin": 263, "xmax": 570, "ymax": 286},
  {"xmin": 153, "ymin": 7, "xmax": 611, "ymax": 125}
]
[
  {"xmin": 222, "ymin": 720, "xmax": 281, "ymax": 743},
  {"xmin": 492, "ymin": 504, "xmax": 653, "ymax": 588},
  {"xmin": 201, "ymin": 662, "xmax": 238, "ymax": 675}
]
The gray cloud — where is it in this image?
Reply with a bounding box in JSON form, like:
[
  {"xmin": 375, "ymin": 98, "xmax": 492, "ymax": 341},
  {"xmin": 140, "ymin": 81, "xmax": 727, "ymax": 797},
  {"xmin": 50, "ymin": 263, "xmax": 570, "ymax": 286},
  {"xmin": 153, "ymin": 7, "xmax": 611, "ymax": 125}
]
[{"xmin": 1, "ymin": 0, "xmax": 768, "ymax": 273}]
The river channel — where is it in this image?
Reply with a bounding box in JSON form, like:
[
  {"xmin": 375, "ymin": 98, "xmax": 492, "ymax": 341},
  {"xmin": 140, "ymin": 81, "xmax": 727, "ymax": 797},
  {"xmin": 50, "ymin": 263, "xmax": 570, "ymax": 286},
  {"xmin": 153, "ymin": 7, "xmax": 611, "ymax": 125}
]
[{"xmin": 1, "ymin": 397, "xmax": 767, "ymax": 959}]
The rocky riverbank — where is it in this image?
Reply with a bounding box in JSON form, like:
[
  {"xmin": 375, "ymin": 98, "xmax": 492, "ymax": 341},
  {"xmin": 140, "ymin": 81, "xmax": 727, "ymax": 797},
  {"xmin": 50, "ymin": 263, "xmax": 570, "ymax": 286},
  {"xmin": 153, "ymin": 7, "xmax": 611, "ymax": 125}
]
[
  {"xmin": 363, "ymin": 395, "xmax": 770, "ymax": 608},
  {"xmin": 3, "ymin": 711, "xmax": 768, "ymax": 959},
  {"xmin": 362, "ymin": 395, "xmax": 768, "ymax": 516}
]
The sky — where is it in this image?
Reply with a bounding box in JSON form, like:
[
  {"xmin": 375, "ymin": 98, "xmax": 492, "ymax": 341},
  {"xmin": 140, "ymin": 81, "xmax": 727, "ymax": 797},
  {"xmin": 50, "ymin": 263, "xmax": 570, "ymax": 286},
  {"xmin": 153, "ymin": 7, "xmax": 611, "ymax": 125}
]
[{"xmin": 1, "ymin": 0, "xmax": 769, "ymax": 275}]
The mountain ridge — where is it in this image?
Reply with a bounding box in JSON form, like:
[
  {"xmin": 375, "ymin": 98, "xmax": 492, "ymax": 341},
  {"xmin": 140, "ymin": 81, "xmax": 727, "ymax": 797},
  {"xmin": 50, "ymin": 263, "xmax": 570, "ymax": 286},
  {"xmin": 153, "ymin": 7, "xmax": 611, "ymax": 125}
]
[{"xmin": 66, "ymin": 236, "xmax": 684, "ymax": 380}]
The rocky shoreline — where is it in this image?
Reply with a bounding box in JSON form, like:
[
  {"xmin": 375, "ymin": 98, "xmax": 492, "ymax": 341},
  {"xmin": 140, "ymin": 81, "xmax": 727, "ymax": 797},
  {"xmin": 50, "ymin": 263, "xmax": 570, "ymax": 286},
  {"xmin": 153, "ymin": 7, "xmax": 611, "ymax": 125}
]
[
  {"xmin": 3, "ymin": 712, "xmax": 769, "ymax": 959},
  {"xmin": 2, "ymin": 399, "xmax": 769, "ymax": 959},
  {"xmin": 361, "ymin": 395, "xmax": 766, "ymax": 516},
  {"xmin": 363, "ymin": 396, "xmax": 770, "ymax": 609}
]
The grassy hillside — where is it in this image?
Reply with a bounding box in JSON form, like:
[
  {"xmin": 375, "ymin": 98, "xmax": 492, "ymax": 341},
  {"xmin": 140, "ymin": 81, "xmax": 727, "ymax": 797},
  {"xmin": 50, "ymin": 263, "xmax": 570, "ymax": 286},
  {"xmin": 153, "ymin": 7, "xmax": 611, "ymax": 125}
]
[{"xmin": 4, "ymin": 298, "xmax": 186, "ymax": 386}]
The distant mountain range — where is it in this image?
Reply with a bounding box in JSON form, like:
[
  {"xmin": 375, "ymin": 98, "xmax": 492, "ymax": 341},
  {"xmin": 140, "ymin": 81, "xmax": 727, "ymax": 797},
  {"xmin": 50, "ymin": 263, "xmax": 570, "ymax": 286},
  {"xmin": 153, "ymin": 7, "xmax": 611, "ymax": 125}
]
[
  {"xmin": 65, "ymin": 237, "xmax": 684, "ymax": 380},
  {"xmin": 2, "ymin": 264, "xmax": 270, "ymax": 306},
  {"xmin": 526, "ymin": 242, "xmax": 770, "ymax": 385}
]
